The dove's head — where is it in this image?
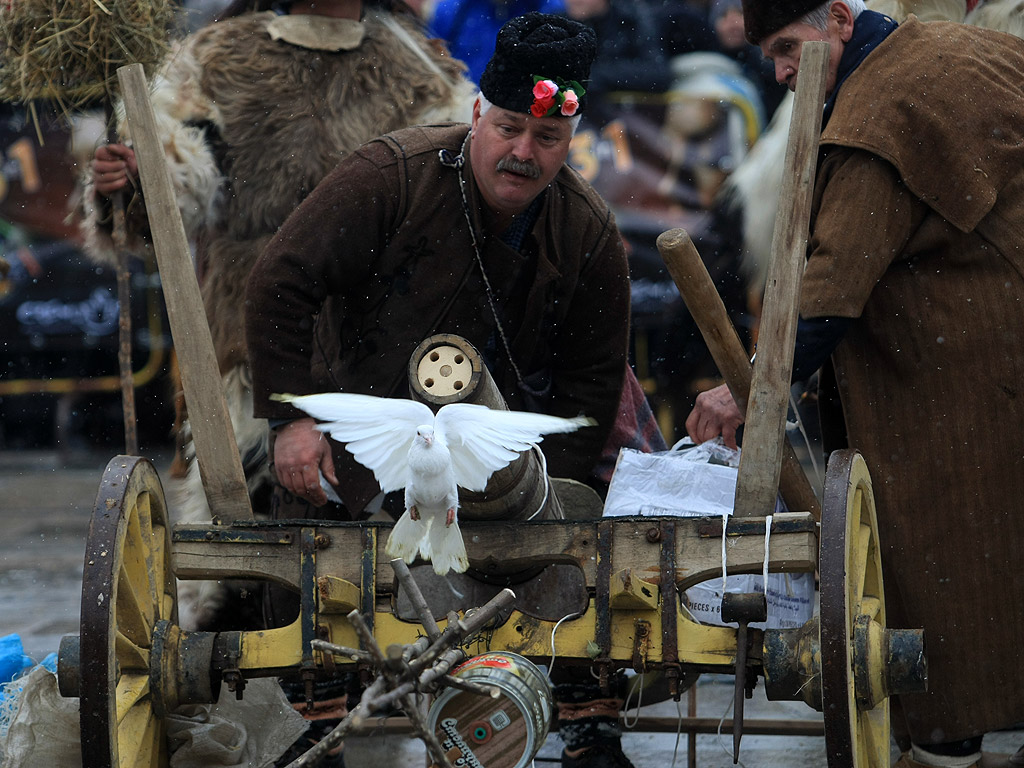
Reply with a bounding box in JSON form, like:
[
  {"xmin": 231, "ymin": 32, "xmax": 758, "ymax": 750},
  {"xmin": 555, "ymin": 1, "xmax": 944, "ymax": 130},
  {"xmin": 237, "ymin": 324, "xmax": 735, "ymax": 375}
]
[{"xmin": 416, "ymin": 426, "xmax": 435, "ymax": 446}]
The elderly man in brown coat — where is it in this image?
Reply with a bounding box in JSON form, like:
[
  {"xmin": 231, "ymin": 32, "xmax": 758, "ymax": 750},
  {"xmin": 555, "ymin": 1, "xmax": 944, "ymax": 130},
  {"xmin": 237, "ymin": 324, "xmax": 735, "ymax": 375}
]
[{"xmin": 685, "ymin": 0, "xmax": 1024, "ymax": 766}]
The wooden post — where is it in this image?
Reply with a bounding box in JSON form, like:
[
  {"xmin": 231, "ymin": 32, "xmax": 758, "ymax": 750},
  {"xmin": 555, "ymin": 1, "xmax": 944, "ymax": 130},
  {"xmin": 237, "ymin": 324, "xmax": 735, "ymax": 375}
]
[
  {"xmin": 657, "ymin": 228, "xmax": 820, "ymax": 520},
  {"xmin": 117, "ymin": 63, "xmax": 252, "ymax": 523},
  {"xmin": 733, "ymin": 41, "xmax": 829, "ymax": 518}
]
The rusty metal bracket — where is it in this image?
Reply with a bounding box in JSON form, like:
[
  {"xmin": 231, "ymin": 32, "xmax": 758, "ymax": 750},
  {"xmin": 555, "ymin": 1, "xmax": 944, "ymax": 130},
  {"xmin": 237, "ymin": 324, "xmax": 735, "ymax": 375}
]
[
  {"xmin": 299, "ymin": 527, "xmax": 318, "ymax": 710},
  {"xmin": 594, "ymin": 520, "xmax": 614, "ymax": 694},
  {"xmin": 632, "ymin": 619, "xmax": 652, "ymax": 672}
]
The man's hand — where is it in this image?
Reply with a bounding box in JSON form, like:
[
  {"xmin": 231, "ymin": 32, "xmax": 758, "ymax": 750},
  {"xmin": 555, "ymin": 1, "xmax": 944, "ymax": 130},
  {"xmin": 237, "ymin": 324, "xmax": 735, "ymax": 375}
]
[
  {"xmin": 685, "ymin": 383, "xmax": 744, "ymax": 449},
  {"xmin": 92, "ymin": 143, "xmax": 138, "ymax": 197},
  {"xmin": 272, "ymin": 418, "xmax": 338, "ymax": 506}
]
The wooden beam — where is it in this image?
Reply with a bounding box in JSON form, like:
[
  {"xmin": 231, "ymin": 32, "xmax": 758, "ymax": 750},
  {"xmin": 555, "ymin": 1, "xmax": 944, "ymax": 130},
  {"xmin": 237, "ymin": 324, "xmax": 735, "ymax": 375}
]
[
  {"xmin": 734, "ymin": 42, "xmax": 830, "ymax": 518},
  {"xmin": 657, "ymin": 229, "xmax": 821, "ymax": 520},
  {"xmin": 117, "ymin": 64, "xmax": 252, "ymax": 523}
]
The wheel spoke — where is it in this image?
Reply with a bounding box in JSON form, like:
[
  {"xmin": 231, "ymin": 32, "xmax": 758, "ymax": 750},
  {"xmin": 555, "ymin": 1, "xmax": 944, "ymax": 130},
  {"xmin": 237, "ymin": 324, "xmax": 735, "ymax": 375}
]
[
  {"xmin": 151, "ymin": 524, "xmax": 170, "ymax": 621},
  {"xmin": 116, "ymin": 630, "xmax": 150, "ymax": 671},
  {"xmin": 859, "ymin": 596, "xmax": 882, "ymax": 621},
  {"xmin": 118, "ymin": 699, "xmax": 162, "ymax": 768},
  {"xmin": 855, "ymin": 704, "xmax": 889, "ymax": 767},
  {"xmin": 852, "ymin": 522, "xmax": 872, "ymax": 611},
  {"xmin": 116, "ymin": 673, "xmax": 151, "ymax": 724},
  {"xmin": 123, "ymin": 507, "xmax": 157, "ymax": 634},
  {"xmin": 117, "ymin": 561, "xmax": 154, "ymax": 645}
]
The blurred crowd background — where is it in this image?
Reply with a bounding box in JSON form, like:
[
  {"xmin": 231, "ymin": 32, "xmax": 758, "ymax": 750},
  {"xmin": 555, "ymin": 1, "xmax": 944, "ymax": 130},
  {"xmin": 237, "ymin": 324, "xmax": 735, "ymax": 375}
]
[{"xmin": 0, "ymin": 0, "xmax": 793, "ymax": 455}]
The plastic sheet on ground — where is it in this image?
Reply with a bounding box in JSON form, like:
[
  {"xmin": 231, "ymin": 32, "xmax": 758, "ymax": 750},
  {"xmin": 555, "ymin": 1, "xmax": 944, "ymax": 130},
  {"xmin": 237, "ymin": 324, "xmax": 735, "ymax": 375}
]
[{"xmin": 0, "ymin": 661, "xmax": 308, "ymax": 768}]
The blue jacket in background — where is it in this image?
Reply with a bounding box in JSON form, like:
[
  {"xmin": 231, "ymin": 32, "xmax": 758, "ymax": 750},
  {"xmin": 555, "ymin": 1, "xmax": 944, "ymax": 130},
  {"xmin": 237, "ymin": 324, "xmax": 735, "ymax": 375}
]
[{"xmin": 429, "ymin": 0, "xmax": 566, "ymax": 84}]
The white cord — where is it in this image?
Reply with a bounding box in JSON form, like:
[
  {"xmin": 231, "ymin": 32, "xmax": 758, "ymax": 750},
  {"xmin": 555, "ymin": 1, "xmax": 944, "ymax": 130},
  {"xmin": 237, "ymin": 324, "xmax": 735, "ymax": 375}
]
[
  {"xmin": 762, "ymin": 514, "xmax": 773, "ymax": 591},
  {"xmin": 548, "ymin": 610, "xmax": 584, "ymax": 677},
  {"xmin": 788, "ymin": 392, "xmax": 822, "ymax": 486},
  {"xmin": 670, "ymin": 697, "xmax": 685, "ymax": 768},
  {"xmin": 621, "ymin": 674, "xmax": 645, "ymax": 729},
  {"xmin": 715, "ymin": 693, "xmax": 748, "ymax": 767},
  {"xmin": 526, "ymin": 444, "xmax": 554, "ymax": 520},
  {"xmin": 721, "ymin": 509, "xmax": 729, "ymax": 591}
]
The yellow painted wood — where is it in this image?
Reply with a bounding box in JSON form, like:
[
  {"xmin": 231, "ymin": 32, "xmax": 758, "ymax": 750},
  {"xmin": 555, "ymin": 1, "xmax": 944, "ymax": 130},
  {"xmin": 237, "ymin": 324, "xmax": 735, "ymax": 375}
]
[
  {"xmin": 115, "ymin": 673, "xmax": 150, "ymax": 724},
  {"xmin": 609, "ymin": 568, "xmax": 660, "ymax": 611},
  {"xmin": 318, "ymin": 575, "xmax": 361, "ymax": 613},
  {"xmin": 115, "ymin": 630, "xmax": 150, "ymax": 671},
  {"xmin": 238, "ymin": 621, "xmax": 305, "ymax": 670}
]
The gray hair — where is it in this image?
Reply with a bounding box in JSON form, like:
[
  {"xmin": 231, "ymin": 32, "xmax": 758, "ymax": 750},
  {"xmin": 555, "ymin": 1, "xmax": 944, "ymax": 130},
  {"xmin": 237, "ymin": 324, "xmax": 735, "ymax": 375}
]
[
  {"xmin": 478, "ymin": 93, "xmax": 583, "ymax": 135},
  {"xmin": 800, "ymin": 0, "xmax": 867, "ymax": 30}
]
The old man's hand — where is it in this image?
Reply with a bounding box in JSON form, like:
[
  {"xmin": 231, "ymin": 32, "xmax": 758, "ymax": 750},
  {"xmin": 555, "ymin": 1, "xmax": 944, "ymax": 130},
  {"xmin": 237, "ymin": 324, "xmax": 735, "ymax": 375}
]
[
  {"xmin": 686, "ymin": 383, "xmax": 744, "ymax": 450},
  {"xmin": 272, "ymin": 418, "xmax": 338, "ymax": 506}
]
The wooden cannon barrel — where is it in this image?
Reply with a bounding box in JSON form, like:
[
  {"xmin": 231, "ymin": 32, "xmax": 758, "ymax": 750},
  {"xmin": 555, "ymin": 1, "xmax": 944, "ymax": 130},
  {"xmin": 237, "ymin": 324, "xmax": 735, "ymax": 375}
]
[{"xmin": 407, "ymin": 333, "xmax": 565, "ymax": 522}]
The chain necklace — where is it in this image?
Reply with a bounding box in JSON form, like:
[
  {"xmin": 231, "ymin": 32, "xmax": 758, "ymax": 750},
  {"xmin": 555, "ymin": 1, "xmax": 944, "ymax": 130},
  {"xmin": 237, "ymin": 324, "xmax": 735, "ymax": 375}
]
[{"xmin": 439, "ymin": 136, "xmax": 525, "ymax": 388}]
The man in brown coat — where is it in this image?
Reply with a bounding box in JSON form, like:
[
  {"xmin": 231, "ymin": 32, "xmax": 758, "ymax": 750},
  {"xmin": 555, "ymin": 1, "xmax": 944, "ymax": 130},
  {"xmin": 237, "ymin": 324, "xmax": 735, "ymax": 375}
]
[
  {"xmin": 247, "ymin": 16, "xmax": 653, "ymax": 766},
  {"xmin": 685, "ymin": 1, "xmax": 1024, "ymax": 766}
]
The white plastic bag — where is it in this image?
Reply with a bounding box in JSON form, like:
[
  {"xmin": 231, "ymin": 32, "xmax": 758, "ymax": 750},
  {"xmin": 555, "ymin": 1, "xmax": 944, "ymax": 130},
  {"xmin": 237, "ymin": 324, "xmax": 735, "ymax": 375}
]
[
  {"xmin": 602, "ymin": 438, "xmax": 814, "ymax": 629},
  {"xmin": 603, "ymin": 438, "xmax": 743, "ymax": 518}
]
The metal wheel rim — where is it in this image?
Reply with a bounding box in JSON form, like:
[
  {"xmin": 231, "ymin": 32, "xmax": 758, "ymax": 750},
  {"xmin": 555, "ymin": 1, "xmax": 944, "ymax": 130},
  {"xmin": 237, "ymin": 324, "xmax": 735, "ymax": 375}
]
[
  {"xmin": 819, "ymin": 449, "xmax": 889, "ymax": 768},
  {"xmin": 79, "ymin": 455, "xmax": 176, "ymax": 768}
]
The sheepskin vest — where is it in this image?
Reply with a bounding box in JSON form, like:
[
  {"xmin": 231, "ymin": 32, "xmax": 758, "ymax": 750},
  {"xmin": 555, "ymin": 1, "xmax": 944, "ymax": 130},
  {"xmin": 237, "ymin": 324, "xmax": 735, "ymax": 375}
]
[{"xmin": 82, "ymin": 10, "xmax": 474, "ymax": 373}]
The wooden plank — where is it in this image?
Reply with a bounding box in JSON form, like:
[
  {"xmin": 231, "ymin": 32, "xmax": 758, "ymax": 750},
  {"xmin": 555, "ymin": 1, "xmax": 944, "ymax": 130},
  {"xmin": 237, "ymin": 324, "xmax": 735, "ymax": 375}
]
[
  {"xmin": 117, "ymin": 64, "xmax": 252, "ymax": 523},
  {"xmin": 734, "ymin": 42, "xmax": 830, "ymax": 518},
  {"xmin": 657, "ymin": 228, "xmax": 820, "ymax": 520}
]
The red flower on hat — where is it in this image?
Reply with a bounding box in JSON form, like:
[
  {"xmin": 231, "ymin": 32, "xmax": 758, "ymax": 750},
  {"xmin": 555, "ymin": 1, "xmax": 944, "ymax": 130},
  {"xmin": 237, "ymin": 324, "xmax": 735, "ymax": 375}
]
[
  {"xmin": 531, "ymin": 95, "xmax": 556, "ymax": 117},
  {"xmin": 533, "ymin": 79, "xmax": 559, "ymax": 101},
  {"xmin": 531, "ymin": 75, "xmax": 586, "ymax": 118}
]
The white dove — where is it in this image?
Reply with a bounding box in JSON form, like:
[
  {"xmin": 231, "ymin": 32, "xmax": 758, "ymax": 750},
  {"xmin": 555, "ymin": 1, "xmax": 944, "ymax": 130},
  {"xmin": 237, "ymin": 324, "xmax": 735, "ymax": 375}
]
[{"xmin": 276, "ymin": 392, "xmax": 595, "ymax": 575}]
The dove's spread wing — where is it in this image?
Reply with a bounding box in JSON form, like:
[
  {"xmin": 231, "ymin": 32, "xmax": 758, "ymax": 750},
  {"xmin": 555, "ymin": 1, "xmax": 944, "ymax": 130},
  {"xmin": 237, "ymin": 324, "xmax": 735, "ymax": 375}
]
[
  {"xmin": 278, "ymin": 393, "xmax": 435, "ymax": 493},
  {"xmin": 434, "ymin": 403, "xmax": 594, "ymax": 492}
]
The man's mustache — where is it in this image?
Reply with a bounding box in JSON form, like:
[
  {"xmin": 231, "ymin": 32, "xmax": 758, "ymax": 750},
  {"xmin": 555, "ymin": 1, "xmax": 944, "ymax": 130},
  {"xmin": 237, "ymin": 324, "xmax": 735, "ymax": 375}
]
[{"xmin": 496, "ymin": 155, "xmax": 541, "ymax": 179}]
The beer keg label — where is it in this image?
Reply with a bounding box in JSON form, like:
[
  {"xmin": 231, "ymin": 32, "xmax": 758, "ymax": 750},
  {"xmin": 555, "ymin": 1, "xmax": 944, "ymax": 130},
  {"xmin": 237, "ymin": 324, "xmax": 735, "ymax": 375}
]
[{"xmin": 439, "ymin": 717, "xmax": 485, "ymax": 768}]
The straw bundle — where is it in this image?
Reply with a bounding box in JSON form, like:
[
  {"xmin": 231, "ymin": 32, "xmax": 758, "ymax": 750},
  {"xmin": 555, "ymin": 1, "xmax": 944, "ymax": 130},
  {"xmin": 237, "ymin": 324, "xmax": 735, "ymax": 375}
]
[{"xmin": 0, "ymin": 0, "xmax": 173, "ymax": 115}]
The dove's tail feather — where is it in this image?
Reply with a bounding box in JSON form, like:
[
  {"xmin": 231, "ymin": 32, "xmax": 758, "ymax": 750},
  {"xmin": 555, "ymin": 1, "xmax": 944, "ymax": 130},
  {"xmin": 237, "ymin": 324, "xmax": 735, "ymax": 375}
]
[
  {"xmin": 425, "ymin": 516, "xmax": 469, "ymax": 576},
  {"xmin": 385, "ymin": 510, "xmax": 427, "ymax": 564}
]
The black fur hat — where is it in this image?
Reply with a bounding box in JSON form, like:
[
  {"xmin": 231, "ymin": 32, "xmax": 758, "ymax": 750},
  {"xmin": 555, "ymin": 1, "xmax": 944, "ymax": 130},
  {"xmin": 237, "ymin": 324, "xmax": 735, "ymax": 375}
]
[
  {"xmin": 742, "ymin": 0, "xmax": 827, "ymax": 44},
  {"xmin": 479, "ymin": 12, "xmax": 597, "ymax": 117}
]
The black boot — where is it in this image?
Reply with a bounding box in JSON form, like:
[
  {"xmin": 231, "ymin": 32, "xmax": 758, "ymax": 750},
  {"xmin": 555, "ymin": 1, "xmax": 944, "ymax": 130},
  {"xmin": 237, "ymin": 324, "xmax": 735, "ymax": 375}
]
[{"xmin": 562, "ymin": 740, "xmax": 636, "ymax": 768}]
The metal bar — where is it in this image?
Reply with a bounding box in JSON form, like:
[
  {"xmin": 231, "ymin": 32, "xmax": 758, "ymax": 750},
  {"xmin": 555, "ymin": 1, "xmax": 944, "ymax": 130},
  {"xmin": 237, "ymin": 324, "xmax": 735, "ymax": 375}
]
[
  {"xmin": 345, "ymin": 715, "xmax": 825, "ymax": 737},
  {"xmin": 660, "ymin": 520, "xmax": 680, "ymax": 697},
  {"xmin": 361, "ymin": 526, "xmax": 377, "ymax": 635},
  {"xmin": 299, "ymin": 528, "xmax": 318, "ymax": 679}
]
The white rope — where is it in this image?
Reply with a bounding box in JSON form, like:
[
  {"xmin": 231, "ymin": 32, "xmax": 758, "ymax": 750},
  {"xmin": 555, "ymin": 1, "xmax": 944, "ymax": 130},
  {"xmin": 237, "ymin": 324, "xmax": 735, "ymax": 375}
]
[
  {"xmin": 548, "ymin": 610, "xmax": 584, "ymax": 677},
  {"xmin": 525, "ymin": 443, "xmax": 555, "ymax": 520},
  {"xmin": 621, "ymin": 674, "xmax": 645, "ymax": 729},
  {"xmin": 715, "ymin": 693, "xmax": 748, "ymax": 767},
  {"xmin": 788, "ymin": 392, "xmax": 823, "ymax": 486},
  {"xmin": 762, "ymin": 514, "xmax": 773, "ymax": 592},
  {"xmin": 721, "ymin": 509, "xmax": 729, "ymax": 591},
  {"xmin": 669, "ymin": 697, "xmax": 686, "ymax": 768}
]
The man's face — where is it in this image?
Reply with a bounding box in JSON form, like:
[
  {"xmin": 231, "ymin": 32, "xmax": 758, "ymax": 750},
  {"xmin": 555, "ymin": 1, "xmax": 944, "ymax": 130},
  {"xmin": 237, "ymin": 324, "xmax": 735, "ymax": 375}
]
[
  {"xmin": 469, "ymin": 100, "xmax": 573, "ymax": 220},
  {"xmin": 759, "ymin": 1, "xmax": 854, "ymax": 97}
]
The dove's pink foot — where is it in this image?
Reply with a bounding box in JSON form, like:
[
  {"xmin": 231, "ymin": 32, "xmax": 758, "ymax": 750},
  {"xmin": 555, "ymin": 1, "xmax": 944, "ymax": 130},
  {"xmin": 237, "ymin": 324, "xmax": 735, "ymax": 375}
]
[
  {"xmin": 446, "ymin": 508, "xmax": 456, "ymax": 527},
  {"xmin": 409, "ymin": 505, "xmax": 420, "ymax": 521}
]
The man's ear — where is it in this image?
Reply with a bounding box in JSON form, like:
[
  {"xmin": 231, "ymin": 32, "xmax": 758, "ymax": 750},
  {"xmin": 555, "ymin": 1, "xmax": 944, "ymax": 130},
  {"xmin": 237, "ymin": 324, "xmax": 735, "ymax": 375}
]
[
  {"xmin": 831, "ymin": 0, "xmax": 856, "ymax": 42},
  {"xmin": 471, "ymin": 96, "xmax": 482, "ymax": 133}
]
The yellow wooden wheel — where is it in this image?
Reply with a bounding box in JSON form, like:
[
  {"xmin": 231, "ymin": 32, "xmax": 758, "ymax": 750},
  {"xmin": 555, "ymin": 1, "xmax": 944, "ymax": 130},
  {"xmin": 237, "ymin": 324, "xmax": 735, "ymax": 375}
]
[
  {"xmin": 79, "ymin": 455, "xmax": 177, "ymax": 768},
  {"xmin": 819, "ymin": 449, "xmax": 889, "ymax": 768}
]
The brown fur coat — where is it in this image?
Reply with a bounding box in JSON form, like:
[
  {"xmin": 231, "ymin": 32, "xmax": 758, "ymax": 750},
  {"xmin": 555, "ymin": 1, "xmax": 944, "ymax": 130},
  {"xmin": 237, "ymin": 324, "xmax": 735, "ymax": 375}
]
[
  {"xmin": 77, "ymin": 8, "xmax": 475, "ymax": 629},
  {"xmin": 81, "ymin": 9, "xmax": 475, "ymax": 372}
]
